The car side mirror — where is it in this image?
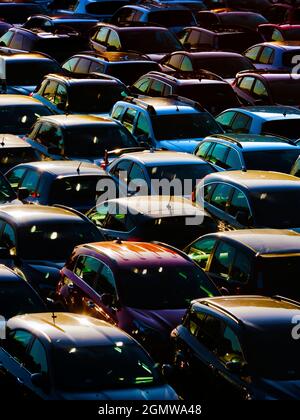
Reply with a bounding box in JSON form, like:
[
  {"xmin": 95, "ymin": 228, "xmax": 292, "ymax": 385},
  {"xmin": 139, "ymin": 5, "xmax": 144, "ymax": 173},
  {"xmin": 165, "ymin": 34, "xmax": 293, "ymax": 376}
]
[
  {"xmin": 17, "ymin": 187, "xmax": 29, "ymax": 201},
  {"xmin": 31, "ymin": 373, "xmax": 50, "ymax": 392},
  {"xmin": 0, "ymin": 246, "xmax": 11, "ymax": 259},
  {"xmin": 235, "ymin": 211, "xmax": 250, "ymax": 226}
]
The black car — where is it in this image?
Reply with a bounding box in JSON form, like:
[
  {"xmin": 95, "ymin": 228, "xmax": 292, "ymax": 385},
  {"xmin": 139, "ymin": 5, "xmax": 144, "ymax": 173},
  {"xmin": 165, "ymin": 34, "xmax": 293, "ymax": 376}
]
[
  {"xmin": 0, "ymin": 52, "xmax": 61, "ymax": 95},
  {"xmin": 6, "ymin": 161, "xmax": 114, "ymax": 213},
  {"xmin": 0, "ymin": 27, "xmax": 87, "ymax": 63},
  {"xmin": 130, "ymin": 71, "xmax": 240, "ymax": 115},
  {"xmin": 0, "ymin": 204, "xmax": 103, "ymax": 296},
  {"xmin": 0, "ymin": 265, "xmax": 46, "ymax": 320},
  {"xmin": 89, "ymin": 24, "xmax": 183, "ymax": 62},
  {"xmin": 31, "ymin": 73, "xmax": 129, "ymax": 115},
  {"xmin": 196, "ymin": 10, "xmax": 268, "ymax": 31},
  {"xmin": 62, "ymin": 52, "xmax": 160, "ymax": 85},
  {"xmin": 0, "ymin": 3, "xmax": 48, "ymax": 24},
  {"xmin": 184, "ymin": 229, "xmax": 300, "ymax": 300},
  {"xmin": 0, "ymin": 134, "xmax": 41, "ymax": 173},
  {"xmin": 171, "ymin": 295, "xmax": 300, "ymax": 400},
  {"xmin": 87, "ymin": 195, "xmax": 217, "ymax": 249},
  {"xmin": 23, "ymin": 114, "xmax": 139, "ymax": 163}
]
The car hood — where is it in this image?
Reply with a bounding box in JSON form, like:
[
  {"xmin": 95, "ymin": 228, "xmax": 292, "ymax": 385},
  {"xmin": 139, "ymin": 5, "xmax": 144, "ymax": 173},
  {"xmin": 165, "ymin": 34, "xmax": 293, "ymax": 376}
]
[
  {"xmin": 124, "ymin": 307, "xmax": 185, "ymax": 334},
  {"xmin": 158, "ymin": 139, "xmax": 201, "ymax": 153},
  {"xmin": 256, "ymin": 377, "xmax": 300, "ymax": 400},
  {"xmin": 6, "ymin": 85, "xmax": 36, "ymax": 95},
  {"xmin": 60, "ymin": 385, "xmax": 178, "ymax": 400}
]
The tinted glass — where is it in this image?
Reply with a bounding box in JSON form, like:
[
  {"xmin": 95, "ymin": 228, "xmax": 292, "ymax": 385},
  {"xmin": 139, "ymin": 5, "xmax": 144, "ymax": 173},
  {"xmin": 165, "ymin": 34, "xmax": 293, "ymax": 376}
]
[
  {"xmin": 243, "ymin": 149, "xmax": 300, "ymax": 173},
  {"xmin": 121, "ymin": 30, "xmax": 182, "ymax": 54},
  {"xmin": 0, "ymin": 105, "xmax": 53, "ymax": 134},
  {"xmin": 6, "ymin": 60, "xmax": 61, "ymax": 86}
]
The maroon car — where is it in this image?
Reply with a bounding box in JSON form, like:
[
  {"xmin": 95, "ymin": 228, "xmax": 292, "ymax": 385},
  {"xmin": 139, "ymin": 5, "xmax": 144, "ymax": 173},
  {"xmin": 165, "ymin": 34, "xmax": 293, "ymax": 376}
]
[{"xmin": 57, "ymin": 240, "xmax": 219, "ymax": 360}]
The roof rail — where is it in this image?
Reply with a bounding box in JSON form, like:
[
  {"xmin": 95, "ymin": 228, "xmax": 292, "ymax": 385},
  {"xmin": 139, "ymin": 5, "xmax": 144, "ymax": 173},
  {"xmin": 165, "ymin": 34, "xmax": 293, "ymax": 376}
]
[
  {"xmin": 200, "ymin": 301, "xmax": 244, "ymax": 325},
  {"xmin": 123, "ymin": 96, "xmax": 157, "ymax": 114},
  {"xmin": 52, "ymin": 204, "xmax": 92, "ymax": 223},
  {"xmin": 165, "ymin": 94, "xmax": 206, "ymax": 111},
  {"xmin": 146, "ymin": 69, "xmax": 225, "ymax": 82},
  {"xmin": 151, "ymin": 241, "xmax": 194, "ymax": 262},
  {"xmin": 259, "ymin": 132, "xmax": 296, "ymax": 145},
  {"xmin": 272, "ymin": 295, "xmax": 300, "ymax": 307},
  {"xmin": 211, "ymin": 134, "xmax": 243, "ymax": 148}
]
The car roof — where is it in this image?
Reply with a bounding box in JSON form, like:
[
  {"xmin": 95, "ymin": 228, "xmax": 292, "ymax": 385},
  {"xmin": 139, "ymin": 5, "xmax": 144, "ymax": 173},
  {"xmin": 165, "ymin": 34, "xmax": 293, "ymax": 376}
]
[
  {"xmin": 210, "ymin": 228, "xmax": 300, "ymax": 255},
  {"xmin": 203, "ymin": 134, "xmax": 299, "ymax": 150},
  {"xmin": 118, "ymin": 150, "xmax": 206, "ymax": 165},
  {"xmin": 37, "ymin": 114, "xmax": 118, "ymax": 127},
  {"xmin": 179, "ymin": 51, "xmax": 246, "ymax": 59},
  {"xmin": 121, "ymin": 96, "xmax": 200, "ymax": 113},
  {"xmin": 192, "ymin": 296, "xmax": 300, "ymax": 327},
  {"xmin": 205, "ymin": 170, "xmax": 300, "ymax": 190},
  {"xmin": 98, "ymin": 24, "xmax": 170, "ymax": 32},
  {"xmin": 45, "ymin": 73, "xmax": 121, "ymax": 85},
  {"xmin": 0, "ymin": 134, "xmax": 32, "ymax": 148},
  {"xmin": 259, "ymin": 41, "xmax": 300, "ymax": 50},
  {"xmin": 0, "ymin": 94, "xmax": 47, "ymax": 106},
  {"xmin": 7, "ymin": 313, "xmax": 133, "ymax": 347},
  {"xmin": 29, "ymin": 13, "xmax": 98, "ymax": 21},
  {"xmin": 221, "ymin": 106, "xmax": 300, "ymax": 120},
  {"xmin": 83, "ymin": 240, "xmax": 191, "ymax": 267},
  {"xmin": 0, "ymin": 52, "xmax": 54, "ymax": 61},
  {"xmin": 240, "ymin": 72, "xmax": 300, "ymax": 83},
  {"xmin": 0, "ymin": 204, "xmax": 83, "ymax": 225},
  {"xmin": 0, "ymin": 264, "xmax": 24, "ymax": 282},
  {"xmin": 73, "ymin": 52, "xmax": 154, "ymax": 63},
  {"xmin": 147, "ymin": 72, "xmax": 228, "ymax": 86},
  {"xmin": 15, "ymin": 161, "xmax": 106, "ymax": 177}
]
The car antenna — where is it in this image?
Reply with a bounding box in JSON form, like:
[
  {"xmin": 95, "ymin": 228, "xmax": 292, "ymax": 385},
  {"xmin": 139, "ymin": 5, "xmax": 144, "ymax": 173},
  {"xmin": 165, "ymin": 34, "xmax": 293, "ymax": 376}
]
[
  {"xmin": 51, "ymin": 312, "xmax": 57, "ymax": 325},
  {"xmin": 76, "ymin": 161, "xmax": 83, "ymax": 175},
  {"xmin": 283, "ymin": 111, "xmax": 287, "ymax": 117},
  {"xmin": 0, "ymin": 136, "xmax": 5, "ymax": 147}
]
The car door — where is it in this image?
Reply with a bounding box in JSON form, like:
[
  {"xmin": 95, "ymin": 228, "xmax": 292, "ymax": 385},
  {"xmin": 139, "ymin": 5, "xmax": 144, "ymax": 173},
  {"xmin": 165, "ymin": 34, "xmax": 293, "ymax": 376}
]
[
  {"xmin": 160, "ymin": 53, "xmax": 184, "ymax": 73},
  {"xmin": 230, "ymin": 112, "xmax": 252, "ymax": 134},
  {"xmin": 256, "ymin": 46, "xmax": 275, "ymax": 71},
  {"xmin": 205, "ymin": 143, "xmax": 230, "ymax": 171},
  {"xmin": 109, "ymin": 158, "xmax": 133, "ymax": 195},
  {"xmin": 31, "ymin": 121, "xmax": 65, "ymax": 159},
  {"xmin": 5, "ymin": 166, "xmax": 27, "ymax": 191},
  {"xmin": 100, "ymin": 207, "xmax": 134, "ymax": 241},
  {"xmin": 34, "ymin": 79, "xmax": 59, "ymax": 112},
  {"xmin": 18, "ymin": 169, "xmax": 41, "ymax": 204},
  {"xmin": 185, "ymin": 236, "xmax": 218, "ymax": 271},
  {"xmin": 133, "ymin": 112, "xmax": 154, "ymax": 147},
  {"xmin": 215, "ymin": 111, "xmax": 237, "ymax": 133},
  {"xmin": 234, "ymin": 76, "xmax": 256, "ymax": 105},
  {"xmin": 89, "ymin": 26, "xmax": 110, "ymax": 53},
  {"xmin": 204, "ymin": 182, "xmax": 235, "ymax": 230}
]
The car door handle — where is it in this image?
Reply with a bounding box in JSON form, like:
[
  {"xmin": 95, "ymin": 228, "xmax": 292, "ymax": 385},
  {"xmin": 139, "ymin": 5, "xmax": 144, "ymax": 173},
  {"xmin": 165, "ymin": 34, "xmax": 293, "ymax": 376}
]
[{"xmin": 17, "ymin": 377, "xmax": 24, "ymax": 385}]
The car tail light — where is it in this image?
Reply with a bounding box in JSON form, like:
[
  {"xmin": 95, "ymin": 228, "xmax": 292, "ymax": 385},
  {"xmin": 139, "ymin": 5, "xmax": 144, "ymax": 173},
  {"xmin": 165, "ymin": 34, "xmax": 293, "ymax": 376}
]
[
  {"xmin": 29, "ymin": 92, "xmax": 33, "ymax": 97},
  {"xmin": 31, "ymin": 191, "xmax": 40, "ymax": 198},
  {"xmin": 191, "ymin": 190, "xmax": 195, "ymax": 202}
]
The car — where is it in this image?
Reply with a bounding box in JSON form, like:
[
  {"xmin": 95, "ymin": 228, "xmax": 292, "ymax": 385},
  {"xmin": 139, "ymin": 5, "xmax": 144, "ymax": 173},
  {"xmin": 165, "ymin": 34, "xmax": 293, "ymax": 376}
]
[
  {"xmin": 0, "ymin": 21, "xmax": 13, "ymax": 38},
  {"xmin": 0, "ymin": 52, "xmax": 61, "ymax": 95},
  {"xmin": 194, "ymin": 133, "xmax": 300, "ymax": 173},
  {"xmin": 215, "ymin": 106, "xmax": 300, "ymax": 140},
  {"xmin": 258, "ymin": 24, "xmax": 300, "ymax": 42},
  {"xmin": 243, "ymin": 41, "xmax": 300, "ymax": 72},
  {"xmin": 31, "ymin": 73, "xmax": 129, "ymax": 116},
  {"xmin": 106, "ymin": 150, "xmax": 216, "ymax": 197},
  {"xmin": 130, "ymin": 71, "xmax": 240, "ymax": 115},
  {"xmin": 57, "ymin": 0, "xmax": 128, "ymax": 20},
  {"xmin": 22, "ymin": 13, "xmax": 99, "ymax": 39},
  {"xmin": 0, "ymin": 134, "xmax": 42, "ymax": 173},
  {"xmin": 0, "ymin": 205, "xmax": 103, "ymax": 296},
  {"xmin": 57, "ymin": 240, "xmax": 220, "ymax": 359},
  {"xmin": 232, "ymin": 71, "xmax": 300, "ymax": 107},
  {"xmin": 87, "ymin": 196, "xmax": 217, "ymax": 248},
  {"xmin": 158, "ymin": 51, "xmax": 255, "ymax": 82},
  {"xmin": 196, "ymin": 10, "xmax": 268, "ymax": 31},
  {"xmin": 110, "ymin": 96, "xmax": 223, "ymax": 152},
  {"xmin": 0, "ymin": 95, "xmax": 54, "ymax": 135},
  {"xmin": 139, "ymin": 0, "xmax": 208, "ymax": 11},
  {"xmin": 88, "ymin": 24, "xmax": 183, "ymax": 62},
  {"xmin": 178, "ymin": 26, "xmax": 262, "ymax": 54},
  {"xmin": 23, "ymin": 114, "xmax": 139, "ymax": 163},
  {"xmin": 0, "ymin": 3, "xmax": 48, "ymax": 24},
  {"xmin": 5, "ymin": 161, "xmax": 113, "ymax": 213},
  {"xmin": 0, "ymin": 265, "xmax": 47, "ymax": 320},
  {"xmin": 184, "ymin": 229, "xmax": 300, "ymax": 300},
  {"xmin": 0, "ymin": 312, "xmax": 179, "ymax": 399},
  {"xmin": 171, "ymin": 295, "xmax": 300, "ymax": 400},
  {"xmin": 198, "ymin": 170, "xmax": 300, "ymax": 231},
  {"xmin": 225, "ymin": 0, "xmax": 272, "ymax": 16},
  {"xmin": 110, "ymin": 4, "xmax": 198, "ymax": 35},
  {"xmin": 0, "ymin": 27, "xmax": 87, "ymax": 63},
  {"xmin": 62, "ymin": 52, "xmax": 160, "ymax": 85}
]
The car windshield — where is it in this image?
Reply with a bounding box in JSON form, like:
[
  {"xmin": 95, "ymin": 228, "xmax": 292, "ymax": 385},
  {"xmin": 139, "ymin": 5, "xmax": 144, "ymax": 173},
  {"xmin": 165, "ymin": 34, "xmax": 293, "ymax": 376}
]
[
  {"xmin": 6, "ymin": 60, "xmax": 61, "ymax": 86},
  {"xmin": 49, "ymin": 175, "xmax": 108, "ymax": 207},
  {"xmin": 64, "ymin": 124, "xmax": 137, "ymax": 157},
  {"xmin": 18, "ymin": 221, "xmax": 102, "ymax": 260},
  {"xmin": 262, "ymin": 120, "xmax": 300, "ymax": 140},
  {"xmin": 53, "ymin": 343, "xmax": 162, "ymax": 391},
  {"xmin": 121, "ymin": 30, "xmax": 182, "ymax": 54},
  {"xmin": 117, "ymin": 265, "xmax": 218, "ymax": 309},
  {"xmin": 0, "ymin": 147, "xmax": 40, "ymax": 170},
  {"xmin": 245, "ymin": 326, "xmax": 300, "ymax": 380},
  {"xmin": 194, "ymin": 56, "xmax": 254, "ymax": 78},
  {"xmin": 176, "ymin": 84, "xmax": 239, "ymax": 113},
  {"xmin": 250, "ymin": 188, "xmax": 300, "ymax": 228},
  {"xmin": 0, "ymin": 174, "xmax": 16, "ymax": 203},
  {"xmin": 0, "ymin": 105, "xmax": 53, "ymax": 134},
  {"xmin": 0, "ymin": 280, "xmax": 45, "ymax": 319},
  {"xmin": 151, "ymin": 113, "xmax": 223, "ymax": 140},
  {"xmin": 243, "ymin": 149, "xmax": 300, "ymax": 173},
  {"xmin": 147, "ymin": 163, "xmax": 216, "ymax": 191},
  {"xmin": 69, "ymin": 84, "xmax": 128, "ymax": 113},
  {"xmin": 258, "ymin": 256, "xmax": 300, "ymax": 301}
]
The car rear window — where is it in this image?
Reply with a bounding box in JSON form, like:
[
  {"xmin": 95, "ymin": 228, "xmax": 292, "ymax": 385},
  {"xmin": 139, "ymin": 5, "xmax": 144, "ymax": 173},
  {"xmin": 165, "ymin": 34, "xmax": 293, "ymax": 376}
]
[
  {"xmin": 262, "ymin": 119, "xmax": 300, "ymax": 140},
  {"xmin": 0, "ymin": 147, "xmax": 40, "ymax": 170}
]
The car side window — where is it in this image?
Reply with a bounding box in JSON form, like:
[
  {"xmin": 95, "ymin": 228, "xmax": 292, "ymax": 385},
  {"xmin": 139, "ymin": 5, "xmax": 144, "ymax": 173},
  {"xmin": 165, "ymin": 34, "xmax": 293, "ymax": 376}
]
[
  {"xmin": 210, "ymin": 183, "xmax": 233, "ymax": 211},
  {"xmin": 215, "ymin": 325, "xmax": 245, "ymax": 365},
  {"xmin": 271, "ymin": 28, "xmax": 284, "ymax": 42},
  {"xmin": 167, "ymin": 54, "xmax": 183, "ymax": 70},
  {"xmin": 128, "ymin": 163, "xmax": 147, "ymax": 185},
  {"xmin": 206, "ymin": 143, "xmax": 229, "ymax": 168},
  {"xmin": 122, "ymin": 108, "xmax": 138, "ymax": 133},
  {"xmin": 186, "ymin": 30, "xmax": 201, "ymax": 48},
  {"xmin": 148, "ymin": 79, "xmax": 165, "ymax": 96},
  {"xmin": 238, "ymin": 76, "xmax": 255, "ymax": 93},
  {"xmin": 0, "ymin": 30, "xmax": 14, "ymax": 47},
  {"xmin": 195, "ymin": 141, "xmax": 212, "ymax": 159},
  {"xmin": 132, "ymin": 77, "xmax": 151, "ymax": 94},
  {"xmin": 252, "ymin": 79, "xmax": 268, "ymax": 100},
  {"xmin": 1, "ymin": 223, "xmax": 16, "ymax": 255},
  {"xmin": 94, "ymin": 27, "xmax": 109, "ymax": 44},
  {"xmin": 10, "ymin": 33, "xmax": 24, "ymax": 50},
  {"xmin": 197, "ymin": 314, "xmax": 224, "ymax": 352},
  {"xmin": 62, "ymin": 57, "xmax": 79, "ymax": 72},
  {"xmin": 181, "ymin": 56, "xmax": 193, "ymax": 72},
  {"xmin": 20, "ymin": 169, "xmax": 40, "ymax": 195},
  {"xmin": 89, "ymin": 61, "xmax": 105, "ymax": 74},
  {"xmin": 215, "ymin": 111, "xmax": 236, "ymax": 131},
  {"xmin": 230, "ymin": 251, "xmax": 251, "ymax": 285},
  {"xmin": 186, "ymin": 237, "xmax": 217, "ymax": 270},
  {"xmin": 42, "ymin": 80, "xmax": 58, "ymax": 103},
  {"xmin": 244, "ymin": 45, "xmax": 261, "ymax": 62},
  {"xmin": 209, "ymin": 241, "xmax": 236, "ymax": 280},
  {"xmin": 231, "ymin": 113, "xmax": 251, "ymax": 133},
  {"xmin": 259, "ymin": 47, "xmax": 274, "ymax": 64},
  {"xmin": 107, "ymin": 30, "xmax": 121, "ymax": 50},
  {"xmin": 94, "ymin": 261, "xmax": 117, "ymax": 299},
  {"xmin": 74, "ymin": 58, "xmax": 91, "ymax": 74},
  {"xmin": 111, "ymin": 105, "xmax": 124, "ymax": 121},
  {"xmin": 54, "ymin": 83, "xmax": 67, "ymax": 106},
  {"xmin": 112, "ymin": 8, "xmax": 136, "ymax": 25},
  {"xmin": 103, "ymin": 213, "xmax": 128, "ymax": 232},
  {"xmin": 26, "ymin": 338, "xmax": 48, "ymax": 375},
  {"xmin": 224, "ymin": 148, "xmax": 241, "ymax": 170},
  {"xmin": 6, "ymin": 329, "xmax": 33, "ymax": 365},
  {"xmin": 110, "ymin": 159, "xmax": 132, "ymax": 183},
  {"xmin": 88, "ymin": 203, "xmax": 109, "ymax": 227},
  {"xmin": 6, "ymin": 167, "xmax": 27, "ymax": 190},
  {"xmin": 134, "ymin": 112, "xmax": 151, "ymax": 139},
  {"xmin": 228, "ymin": 188, "xmax": 251, "ymax": 219}
]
